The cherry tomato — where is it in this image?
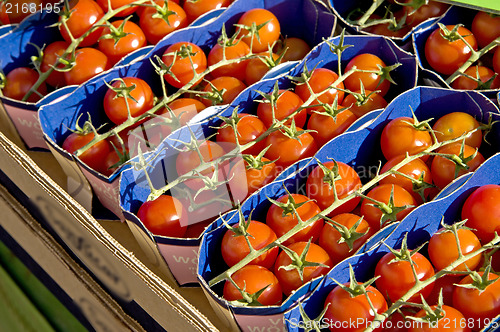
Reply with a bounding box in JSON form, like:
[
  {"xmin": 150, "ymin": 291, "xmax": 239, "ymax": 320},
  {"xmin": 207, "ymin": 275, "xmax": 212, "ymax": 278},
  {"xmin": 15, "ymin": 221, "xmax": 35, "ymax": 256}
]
[
  {"xmin": 360, "ymin": 184, "xmax": 416, "ymax": 230},
  {"xmin": 264, "ymin": 127, "xmax": 318, "ymax": 168},
  {"xmin": 139, "ymin": 0, "xmax": 187, "ymax": 45},
  {"xmin": 228, "ymin": 157, "xmax": 278, "ymax": 201},
  {"xmin": 344, "ymin": 53, "xmax": 391, "ymax": 97},
  {"xmin": 200, "ymin": 76, "xmax": 247, "ymax": 106},
  {"xmin": 64, "ymin": 47, "xmax": 109, "ymax": 86},
  {"xmin": 431, "ymin": 143, "xmax": 485, "ymax": 189},
  {"xmin": 294, "ymin": 68, "xmax": 345, "ymax": 113},
  {"xmin": 461, "ymin": 184, "xmax": 500, "ymax": 243},
  {"xmin": 207, "ymin": 39, "xmax": 250, "ymax": 81},
  {"xmin": 380, "ymin": 116, "xmax": 433, "ymax": 162},
  {"xmin": 136, "ymin": 195, "xmax": 187, "ymax": 237},
  {"xmin": 307, "ymin": 108, "xmax": 357, "ymax": 147},
  {"xmin": 3, "ymin": 0, "xmax": 42, "ymax": 24},
  {"xmin": 274, "ymin": 241, "xmax": 332, "ymax": 296},
  {"xmin": 40, "ymin": 41, "xmax": 70, "ymax": 88},
  {"xmin": 221, "ymin": 220, "xmax": 278, "ymax": 269},
  {"xmin": 162, "ymin": 41, "xmax": 207, "ymax": 88},
  {"xmin": 266, "ymin": 193, "xmax": 323, "ymax": 245},
  {"xmin": 341, "ymin": 90, "xmax": 388, "ymax": 118},
  {"xmin": 223, "ymin": 265, "xmax": 282, "ymax": 305},
  {"xmin": 59, "ymin": 0, "xmax": 105, "ymax": 47},
  {"xmin": 237, "ymin": 8, "xmax": 280, "ymax": 53},
  {"xmin": 471, "ymin": 11, "xmax": 500, "ymax": 49},
  {"xmin": 275, "ymin": 37, "xmax": 311, "ymax": 62},
  {"xmin": 183, "ymin": 0, "xmax": 230, "ymax": 23},
  {"xmin": 403, "ymin": 1, "xmax": 449, "ymax": 28},
  {"xmin": 375, "ymin": 249, "xmax": 435, "ymax": 303},
  {"xmin": 432, "ymin": 112, "xmax": 482, "ymax": 149},
  {"xmin": 494, "ymin": 47, "xmax": 500, "ymax": 74},
  {"xmin": 2, "ymin": 67, "xmax": 47, "ymax": 103},
  {"xmin": 408, "ymin": 305, "xmax": 470, "ymax": 332},
  {"xmin": 102, "ymin": 148, "xmax": 126, "ymax": 176},
  {"xmin": 453, "ymin": 272, "xmax": 500, "ymax": 330},
  {"xmin": 364, "ymin": 13, "xmax": 411, "ymax": 38},
  {"xmin": 451, "ymin": 65, "xmax": 500, "ymax": 90},
  {"xmin": 96, "ymin": 0, "xmax": 138, "ymax": 16},
  {"xmin": 62, "ymin": 131, "xmax": 111, "ymax": 173},
  {"xmin": 98, "ymin": 20, "xmax": 147, "ymax": 65},
  {"xmin": 426, "ymin": 274, "xmax": 463, "ymax": 307},
  {"xmin": 216, "ymin": 113, "xmax": 267, "ymax": 155},
  {"xmin": 324, "ymin": 283, "xmax": 388, "ymax": 332},
  {"xmin": 256, "ymin": 89, "xmax": 306, "ymax": 128},
  {"xmin": 158, "ymin": 97, "xmax": 206, "ymax": 135},
  {"xmin": 306, "ymin": 161, "xmax": 361, "ymax": 216},
  {"xmin": 245, "ymin": 52, "xmax": 280, "ymax": 86},
  {"xmin": 319, "ymin": 213, "xmax": 374, "ymax": 265},
  {"xmin": 425, "ymin": 25, "xmax": 478, "ymax": 76}
]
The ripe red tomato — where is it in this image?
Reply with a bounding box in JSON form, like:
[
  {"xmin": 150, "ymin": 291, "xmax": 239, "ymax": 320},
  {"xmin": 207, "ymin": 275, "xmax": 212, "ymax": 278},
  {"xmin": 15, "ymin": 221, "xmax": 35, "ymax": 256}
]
[
  {"xmin": 408, "ymin": 305, "xmax": 469, "ymax": 332},
  {"xmin": 307, "ymin": 108, "xmax": 357, "ymax": 147},
  {"xmin": 139, "ymin": 0, "xmax": 187, "ymax": 45},
  {"xmin": 158, "ymin": 97, "xmax": 206, "ymax": 135},
  {"xmin": 2, "ymin": 0, "xmax": 42, "ymax": 24},
  {"xmin": 494, "ymin": 47, "xmax": 500, "ymax": 74},
  {"xmin": 183, "ymin": 0, "xmax": 230, "ymax": 23},
  {"xmin": 207, "ymin": 39, "xmax": 250, "ymax": 81},
  {"xmin": 200, "ymin": 76, "xmax": 247, "ymax": 106},
  {"xmin": 380, "ymin": 116, "xmax": 433, "ymax": 162},
  {"xmin": 256, "ymin": 90, "xmax": 306, "ymax": 128},
  {"xmin": 471, "ymin": 11, "xmax": 500, "ymax": 49},
  {"xmin": 237, "ymin": 8, "xmax": 280, "ymax": 53},
  {"xmin": 62, "ymin": 131, "xmax": 111, "ymax": 174},
  {"xmin": 103, "ymin": 77, "xmax": 154, "ymax": 125},
  {"xmin": 360, "ymin": 184, "xmax": 416, "ymax": 230},
  {"xmin": 64, "ymin": 47, "xmax": 109, "ymax": 86},
  {"xmin": 432, "ymin": 112, "xmax": 482, "ymax": 149},
  {"xmin": 451, "ymin": 65, "xmax": 500, "ymax": 90},
  {"xmin": 275, "ymin": 37, "xmax": 311, "ymax": 62},
  {"xmin": 264, "ymin": 127, "xmax": 318, "ymax": 168},
  {"xmin": 162, "ymin": 41, "xmax": 207, "ymax": 88},
  {"xmin": 228, "ymin": 157, "xmax": 278, "ymax": 200},
  {"xmin": 403, "ymin": 1, "xmax": 449, "ymax": 28},
  {"xmin": 40, "ymin": 41, "xmax": 70, "ymax": 88},
  {"xmin": 429, "ymin": 227, "xmax": 481, "ymax": 272},
  {"xmin": 96, "ymin": 0, "xmax": 138, "ymax": 16},
  {"xmin": 431, "ymin": 143, "xmax": 485, "ymax": 189},
  {"xmin": 59, "ymin": 0, "xmax": 105, "ymax": 47},
  {"xmin": 102, "ymin": 147, "xmax": 127, "ymax": 176},
  {"xmin": 136, "ymin": 195, "xmax": 188, "ymax": 237},
  {"xmin": 453, "ymin": 272, "xmax": 500, "ymax": 330},
  {"xmin": 223, "ymin": 265, "xmax": 282, "ymax": 305},
  {"xmin": 98, "ymin": 20, "xmax": 147, "ymax": 65},
  {"xmin": 306, "ymin": 161, "xmax": 361, "ymax": 216},
  {"xmin": 2, "ymin": 67, "xmax": 47, "ymax": 103},
  {"xmin": 324, "ymin": 283, "xmax": 388, "ymax": 332},
  {"xmin": 461, "ymin": 184, "xmax": 500, "ymax": 243},
  {"xmin": 426, "ymin": 274, "xmax": 463, "ymax": 307},
  {"xmin": 266, "ymin": 193, "xmax": 323, "ymax": 245},
  {"xmin": 216, "ymin": 113, "xmax": 267, "ymax": 155},
  {"xmin": 364, "ymin": 13, "xmax": 411, "ymax": 38},
  {"xmin": 319, "ymin": 213, "xmax": 374, "ymax": 265},
  {"xmin": 221, "ymin": 220, "xmax": 278, "ymax": 269},
  {"xmin": 341, "ymin": 90, "xmax": 388, "ymax": 118},
  {"xmin": 244, "ymin": 52, "xmax": 280, "ymax": 86},
  {"xmin": 294, "ymin": 68, "xmax": 345, "ymax": 113},
  {"xmin": 274, "ymin": 241, "xmax": 332, "ymax": 296},
  {"xmin": 344, "ymin": 54, "xmax": 391, "ymax": 97},
  {"xmin": 375, "ymin": 249, "xmax": 435, "ymax": 303},
  {"xmin": 425, "ymin": 25, "xmax": 478, "ymax": 75}
]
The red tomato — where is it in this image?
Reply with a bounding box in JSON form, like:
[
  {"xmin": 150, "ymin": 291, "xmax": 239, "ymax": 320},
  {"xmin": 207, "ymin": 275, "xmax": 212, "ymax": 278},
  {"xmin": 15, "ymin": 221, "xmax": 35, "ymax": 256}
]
[
  {"xmin": 307, "ymin": 108, "xmax": 357, "ymax": 147},
  {"xmin": 228, "ymin": 157, "xmax": 278, "ymax": 201},
  {"xmin": 341, "ymin": 90, "xmax": 388, "ymax": 118},
  {"xmin": 429, "ymin": 227, "xmax": 481, "ymax": 272},
  {"xmin": 360, "ymin": 184, "xmax": 416, "ymax": 230},
  {"xmin": 2, "ymin": 67, "xmax": 47, "ymax": 103},
  {"xmin": 139, "ymin": 0, "xmax": 187, "ymax": 45},
  {"xmin": 494, "ymin": 47, "xmax": 500, "ymax": 74},
  {"xmin": 158, "ymin": 97, "xmax": 206, "ymax": 135},
  {"xmin": 3, "ymin": 0, "xmax": 42, "ymax": 24},
  {"xmin": 103, "ymin": 77, "xmax": 154, "ymax": 125},
  {"xmin": 264, "ymin": 127, "xmax": 318, "ymax": 168},
  {"xmin": 375, "ymin": 250, "xmax": 435, "ymax": 303},
  {"xmin": 380, "ymin": 116, "xmax": 433, "ymax": 162},
  {"xmin": 183, "ymin": 0, "xmax": 230, "ymax": 23},
  {"xmin": 136, "ymin": 195, "xmax": 187, "ymax": 237},
  {"xmin": 266, "ymin": 193, "xmax": 323, "ymax": 245},
  {"xmin": 453, "ymin": 272, "xmax": 500, "ymax": 330},
  {"xmin": 207, "ymin": 39, "xmax": 250, "ymax": 81},
  {"xmin": 256, "ymin": 90, "xmax": 306, "ymax": 128},
  {"xmin": 98, "ymin": 20, "xmax": 147, "ymax": 65},
  {"xmin": 64, "ymin": 47, "xmax": 109, "ymax": 85},
  {"xmin": 223, "ymin": 265, "xmax": 282, "ymax": 305},
  {"xmin": 221, "ymin": 220, "xmax": 278, "ymax": 269},
  {"xmin": 431, "ymin": 143, "xmax": 485, "ymax": 189},
  {"xmin": 408, "ymin": 305, "xmax": 470, "ymax": 332},
  {"xmin": 96, "ymin": 0, "xmax": 138, "ymax": 16},
  {"xmin": 364, "ymin": 13, "xmax": 411, "ymax": 38},
  {"xmin": 40, "ymin": 41, "xmax": 70, "ymax": 88},
  {"xmin": 162, "ymin": 41, "xmax": 207, "ymax": 88},
  {"xmin": 62, "ymin": 131, "xmax": 111, "ymax": 173},
  {"xmin": 306, "ymin": 161, "xmax": 361, "ymax": 216},
  {"xmin": 294, "ymin": 68, "xmax": 345, "ymax": 113},
  {"xmin": 216, "ymin": 113, "xmax": 267, "ymax": 155},
  {"xmin": 319, "ymin": 213, "xmax": 374, "ymax": 265},
  {"xmin": 324, "ymin": 283, "xmax": 388, "ymax": 332},
  {"xmin": 451, "ymin": 65, "xmax": 500, "ymax": 90},
  {"xmin": 102, "ymin": 148, "xmax": 126, "ymax": 176},
  {"xmin": 275, "ymin": 37, "xmax": 311, "ymax": 62},
  {"xmin": 59, "ymin": 0, "xmax": 105, "ymax": 47},
  {"xmin": 461, "ymin": 184, "xmax": 500, "ymax": 243},
  {"xmin": 425, "ymin": 25, "xmax": 478, "ymax": 75},
  {"xmin": 344, "ymin": 54, "xmax": 391, "ymax": 97},
  {"xmin": 471, "ymin": 11, "xmax": 500, "ymax": 49},
  {"xmin": 404, "ymin": 1, "xmax": 449, "ymax": 28},
  {"xmin": 237, "ymin": 8, "xmax": 280, "ymax": 53},
  {"xmin": 274, "ymin": 241, "xmax": 332, "ymax": 296},
  {"xmin": 432, "ymin": 112, "xmax": 482, "ymax": 149},
  {"xmin": 0, "ymin": 2, "xmax": 9, "ymax": 25},
  {"xmin": 244, "ymin": 52, "xmax": 280, "ymax": 86},
  {"xmin": 426, "ymin": 274, "xmax": 463, "ymax": 307},
  {"xmin": 200, "ymin": 76, "xmax": 247, "ymax": 106}
]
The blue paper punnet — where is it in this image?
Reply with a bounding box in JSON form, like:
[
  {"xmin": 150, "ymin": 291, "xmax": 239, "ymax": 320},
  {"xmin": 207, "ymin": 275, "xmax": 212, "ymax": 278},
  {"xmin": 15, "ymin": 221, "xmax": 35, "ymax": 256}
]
[{"xmin": 285, "ymin": 152, "xmax": 500, "ymax": 332}]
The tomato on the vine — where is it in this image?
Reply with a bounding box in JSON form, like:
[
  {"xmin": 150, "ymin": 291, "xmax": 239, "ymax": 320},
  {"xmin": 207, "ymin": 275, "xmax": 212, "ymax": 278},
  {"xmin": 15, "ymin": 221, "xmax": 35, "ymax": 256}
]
[
  {"xmin": 256, "ymin": 90, "xmax": 306, "ymax": 128},
  {"xmin": 344, "ymin": 53, "xmax": 391, "ymax": 97},
  {"xmin": 159, "ymin": 97, "xmax": 206, "ymax": 135},
  {"xmin": 403, "ymin": 1, "xmax": 449, "ymax": 28},
  {"xmin": 471, "ymin": 11, "xmax": 500, "ymax": 49},
  {"xmin": 3, "ymin": 0, "xmax": 42, "ymax": 24},
  {"xmin": 244, "ymin": 52, "xmax": 279, "ymax": 86},
  {"xmin": 2, "ymin": 67, "xmax": 47, "ymax": 103},
  {"xmin": 264, "ymin": 127, "xmax": 318, "ymax": 168},
  {"xmin": 294, "ymin": 68, "xmax": 345, "ymax": 113},
  {"xmin": 228, "ymin": 157, "xmax": 278, "ymax": 200},
  {"xmin": 461, "ymin": 184, "xmax": 500, "ymax": 243},
  {"xmin": 451, "ymin": 65, "xmax": 500, "ymax": 90},
  {"xmin": 432, "ymin": 112, "xmax": 482, "ymax": 149},
  {"xmin": 137, "ymin": 195, "xmax": 188, "ymax": 237},
  {"xmin": 139, "ymin": 0, "xmax": 187, "ymax": 45},
  {"xmin": 216, "ymin": 113, "xmax": 267, "ymax": 155},
  {"xmin": 96, "ymin": 0, "xmax": 138, "ymax": 16},
  {"xmin": 207, "ymin": 39, "xmax": 250, "ymax": 82},
  {"xmin": 98, "ymin": 20, "xmax": 147, "ymax": 65},
  {"xmin": 408, "ymin": 305, "xmax": 469, "ymax": 332},
  {"xmin": 341, "ymin": 90, "xmax": 388, "ymax": 118},
  {"xmin": 62, "ymin": 131, "xmax": 111, "ymax": 174},
  {"xmin": 200, "ymin": 76, "xmax": 246, "ymax": 106},
  {"xmin": 64, "ymin": 47, "xmax": 109, "ymax": 85},
  {"xmin": 274, "ymin": 37, "xmax": 311, "ymax": 62},
  {"xmin": 237, "ymin": 8, "xmax": 280, "ymax": 53},
  {"xmin": 162, "ymin": 41, "xmax": 207, "ymax": 88},
  {"xmin": 40, "ymin": 41, "xmax": 70, "ymax": 88},
  {"xmin": 183, "ymin": 0, "xmax": 231, "ymax": 23},
  {"xmin": 307, "ymin": 108, "xmax": 357, "ymax": 147},
  {"xmin": 59, "ymin": 0, "xmax": 105, "ymax": 47}
]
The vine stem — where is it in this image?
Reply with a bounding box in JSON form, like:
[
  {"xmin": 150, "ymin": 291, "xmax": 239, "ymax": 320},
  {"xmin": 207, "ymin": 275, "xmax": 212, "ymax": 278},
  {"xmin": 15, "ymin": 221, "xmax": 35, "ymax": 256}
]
[{"xmin": 356, "ymin": 0, "xmax": 386, "ymax": 26}]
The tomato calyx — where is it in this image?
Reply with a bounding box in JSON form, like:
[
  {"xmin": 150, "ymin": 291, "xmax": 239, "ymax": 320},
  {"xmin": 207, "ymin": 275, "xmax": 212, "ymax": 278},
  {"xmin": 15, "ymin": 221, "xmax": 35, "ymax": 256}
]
[
  {"xmin": 222, "ymin": 208, "xmax": 254, "ymax": 240},
  {"xmin": 104, "ymin": 78, "xmax": 140, "ymax": 119},
  {"xmin": 234, "ymin": 19, "xmax": 272, "ymax": 49},
  {"xmin": 456, "ymin": 265, "xmax": 499, "ymax": 292},
  {"xmin": 332, "ymin": 264, "xmax": 380, "ymax": 299},
  {"xmin": 390, "ymin": 167, "xmax": 435, "ymax": 203},
  {"xmin": 226, "ymin": 275, "xmax": 272, "ymax": 306},
  {"xmin": 404, "ymin": 292, "xmax": 446, "ymax": 326},
  {"xmin": 456, "ymin": 67, "xmax": 499, "ymax": 90},
  {"xmin": 314, "ymin": 158, "xmax": 343, "ymax": 192},
  {"xmin": 437, "ymin": 23, "xmax": 472, "ymax": 44},
  {"xmin": 277, "ymin": 239, "xmax": 329, "ymax": 282},
  {"xmin": 255, "ymin": 82, "xmax": 288, "ymax": 122},
  {"xmin": 267, "ymin": 187, "xmax": 314, "ymax": 219},
  {"xmin": 196, "ymin": 79, "xmax": 226, "ymax": 105},
  {"xmin": 276, "ymin": 119, "xmax": 313, "ymax": 142},
  {"xmin": 98, "ymin": 18, "xmax": 132, "ymax": 45},
  {"xmin": 243, "ymin": 146, "xmax": 277, "ymax": 171},
  {"xmin": 149, "ymin": 0, "xmax": 179, "ymax": 23},
  {"xmin": 322, "ymin": 214, "xmax": 370, "ymax": 251},
  {"xmin": 430, "ymin": 140, "xmax": 479, "ymax": 178},
  {"xmin": 385, "ymin": 234, "xmax": 427, "ymax": 269}
]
